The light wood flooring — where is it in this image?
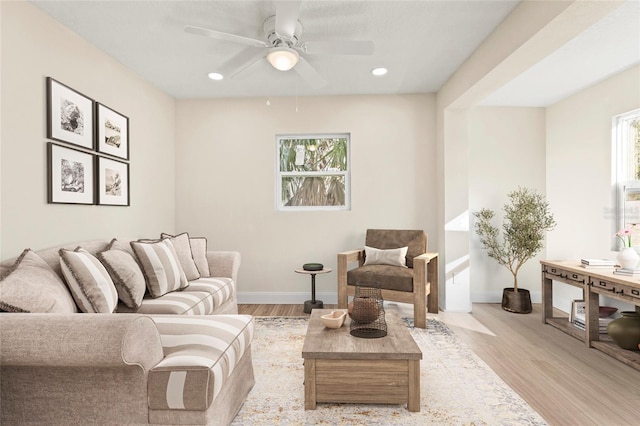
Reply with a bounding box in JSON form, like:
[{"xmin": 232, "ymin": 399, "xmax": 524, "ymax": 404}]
[{"xmin": 238, "ymin": 302, "xmax": 640, "ymax": 426}]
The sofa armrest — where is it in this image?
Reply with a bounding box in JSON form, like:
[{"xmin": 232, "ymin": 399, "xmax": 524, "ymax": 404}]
[
  {"xmin": 0, "ymin": 313, "xmax": 163, "ymax": 371},
  {"xmin": 207, "ymin": 251, "xmax": 241, "ymax": 284}
]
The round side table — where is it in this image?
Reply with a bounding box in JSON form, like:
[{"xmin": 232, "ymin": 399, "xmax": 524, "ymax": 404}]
[{"xmin": 295, "ymin": 268, "xmax": 332, "ymax": 314}]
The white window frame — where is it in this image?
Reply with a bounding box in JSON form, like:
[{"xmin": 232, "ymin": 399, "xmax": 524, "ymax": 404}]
[
  {"xmin": 614, "ymin": 108, "xmax": 640, "ymax": 248},
  {"xmin": 275, "ymin": 133, "xmax": 351, "ymax": 212}
]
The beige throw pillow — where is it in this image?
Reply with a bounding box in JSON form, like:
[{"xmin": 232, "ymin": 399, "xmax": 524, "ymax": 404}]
[
  {"xmin": 160, "ymin": 232, "xmax": 200, "ymax": 281},
  {"xmin": 188, "ymin": 237, "xmax": 210, "ymax": 278},
  {"xmin": 97, "ymin": 248, "xmax": 146, "ymax": 309},
  {"xmin": 363, "ymin": 245, "xmax": 409, "ymax": 268},
  {"xmin": 59, "ymin": 248, "xmax": 119, "ymax": 313},
  {"xmin": 0, "ymin": 249, "xmax": 78, "ymax": 313},
  {"xmin": 131, "ymin": 239, "xmax": 189, "ymax": 298}
]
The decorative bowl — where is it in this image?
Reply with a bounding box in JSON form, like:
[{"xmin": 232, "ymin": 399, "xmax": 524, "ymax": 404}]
[
  {"xmin": 599, "ymin": 306, "xmax": 618, "ymax": 318},
  {"xmin": 321, "ymin": 310, "xmax": 347, "ymax": 328},
  {"xmin": 303, "ymin": 263, "xmax": 323, "ymax": 271}
]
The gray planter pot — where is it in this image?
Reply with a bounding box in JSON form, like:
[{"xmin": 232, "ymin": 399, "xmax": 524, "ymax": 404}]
[{"xmin": 501, "ymin": 287, "xmax": 532, "ymax": 314}]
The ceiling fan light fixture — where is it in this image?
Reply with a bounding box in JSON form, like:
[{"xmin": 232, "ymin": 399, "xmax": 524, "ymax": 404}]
[
  {"xmin": 208, "ymin": 72, "xmax": 224, "ymax": 81},
  {"xmin": 267, "ymin": 46, "xmax": 300, "ymax": 71}
]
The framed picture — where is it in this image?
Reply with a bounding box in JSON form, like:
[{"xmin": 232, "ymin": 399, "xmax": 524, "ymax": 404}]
[
  {"xmin": 97, "ymin": 156, "xmax": 130, "ymax": 206},
  {"xmin": 96, "ymin": 103, "xmax": 129, "ymax": 160},
  {"xmin": 48, "ymin": 142, "xmax": 95, "ymax": 204},
  {"xmin": 47, "ymin": 77, "xmax": 94, "ymax": 149}
]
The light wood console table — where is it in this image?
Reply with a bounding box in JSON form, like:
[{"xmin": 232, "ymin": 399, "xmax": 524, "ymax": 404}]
[{"xmin": 540, "ymin": 260, "xmax": 640, "ymax": 370}]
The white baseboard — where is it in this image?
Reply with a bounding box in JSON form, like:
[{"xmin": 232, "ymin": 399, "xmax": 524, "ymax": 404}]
[
  {"xmin": 239, "ymin": 291, "xmax": 542, "ymax": 307},
  {"xmin": 238, "ymin": 292, "xmax": 338, "ymax": 305}
]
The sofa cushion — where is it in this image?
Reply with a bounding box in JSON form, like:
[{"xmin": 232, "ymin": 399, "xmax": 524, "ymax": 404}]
[
  {"xmin": 118, "ymin": 291, "xmax": 212, "ymax": 315},
  {"xmin": 148, "ymin": 315, "xmax": 254, "ymax": 411},
  {"xmin": 0, "ymin": 249, "xmax": 77, "ymax": 313},
  {"xmin": 160, "ymin": 233, "xmax": 201, "ymax": 281},
  {"xmin": 161, "ymin": 233, "xmax": 210, "ymax": 278},
  {"xmin": 186, "ymin": 277, "xmax": 234, "ymax": 309},
  {"xmin": 347, "ymin": 264, "xmax": 414, "ymax": 292},
  {"xmin": 131, "ymin": 239, "xmax": 189, "ymax": 298},
  {"xmin": 115, "ymin": 277, "xmax": 234, "ymax": 315},
  {"xmin": 97, "ymin": 248, "xmax": 146, "ymax": 309},
  {"xmin": 59, "ymin": 248, "xmax": 119, "ymax": 313}
]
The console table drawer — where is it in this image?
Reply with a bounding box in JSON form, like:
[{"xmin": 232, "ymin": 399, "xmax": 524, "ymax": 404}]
[
  {"xmin": 544, "ymin": 266, "xmax": 586, "ymax": 284},
  {"xmin": 592, "ymin": 279, "xmax": 617, "ymax": 293},
  {"xmin": 615, "ymin": 283, "xmax": 640, "ymax": 301}
]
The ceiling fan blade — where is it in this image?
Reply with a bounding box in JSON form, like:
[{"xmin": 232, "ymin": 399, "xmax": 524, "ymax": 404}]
[
  {"xmin": 294, "ymin": 57, "xmax": 326, "ymax": 89},
  {"xmin": 184, "ymin": 25, "xmax": 268, "ymax": 48},
  {"xmin": 227, "ymin": 51, "xmax": 267, "ymax": 79},
  {"xmin": 275, "ymin": 1, "xmax": 302, "ymax": 39},
  {"xmin": 302, "ymin": 40, "xmax": 375, "ymax": 56}
]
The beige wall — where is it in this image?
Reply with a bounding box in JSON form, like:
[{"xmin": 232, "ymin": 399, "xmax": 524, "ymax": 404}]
[
  {"xmin": 175, "ymin": 94, "xmax": 437, "ymax": 302},
  {"xmin": 546, "ymin": 64, "xmax": 640, "ymax": 313},
  {"xmin": 468, "ymin": 106, "xmax": 547, "ymax": 303},
  {"xmin": 0, "ymin": 2, "xmax": 176, "ymax": 258}
]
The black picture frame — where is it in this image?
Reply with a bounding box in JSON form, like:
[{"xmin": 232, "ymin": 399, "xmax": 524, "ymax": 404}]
[
  {"xmin": 96, "ymin": 103, "xmax": 129, "ymax": 160},
  {"xmin": 46, "ymin": 77, "xmax": 94, "ymax": 149},
  {"xmin": 47, "ymin": 142, "xmax": 96, "ymax": 205},
  {"xmin": 96, "ymin": 156, "xmax": 130, "ymax": 206}
]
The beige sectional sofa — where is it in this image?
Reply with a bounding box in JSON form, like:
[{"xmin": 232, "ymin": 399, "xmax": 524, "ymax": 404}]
[{"xmin": 0, "ymin": 235, "xmax": 255, "ymax": 425}]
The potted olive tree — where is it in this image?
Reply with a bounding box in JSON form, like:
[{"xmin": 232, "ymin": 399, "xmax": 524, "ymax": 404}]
[{"xmin": 473, "ymin": 187, "xmax": 556, "ymax": 313}]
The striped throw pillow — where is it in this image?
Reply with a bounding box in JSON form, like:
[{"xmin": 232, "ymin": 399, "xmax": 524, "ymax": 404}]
[
  {"xmin": 161, "ymin": 233, "xmax": 210, "ymax": 278},
  {"xmin": 131, "ymin": 239, "xmax": 189, "ymax": 298},
  {"xmin": 160, "ymin": 232, "xmax": 200, "ymax": 281},
  {"xmin": 59, "ymin": 247, "xmax": 118, "ymax": 313}
]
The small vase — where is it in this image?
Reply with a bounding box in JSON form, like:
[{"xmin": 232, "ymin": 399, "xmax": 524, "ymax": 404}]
[
  {"xmin": 606, "ymin": 311, "xmax": 640, "ymax": 351},
  {"xmin": 616, "ymin": 247, "xmax": 639, "ymax": 269}
]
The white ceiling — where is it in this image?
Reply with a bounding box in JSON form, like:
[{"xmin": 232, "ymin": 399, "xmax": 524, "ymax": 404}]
[{"xmin": 30, "ymin": 1, "xmax": 640, "ymax": 106}]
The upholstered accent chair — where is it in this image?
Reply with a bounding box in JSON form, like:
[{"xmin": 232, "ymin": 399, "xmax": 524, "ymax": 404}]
[{"xmin": 337, "ymin": 229, "xmax": 439, "ymax": 328}]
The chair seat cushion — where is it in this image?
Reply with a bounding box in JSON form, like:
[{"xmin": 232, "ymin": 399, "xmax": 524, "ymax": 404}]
[
  {"xmin": 347, "ymin": 264, "xmax": 414, "ymax": 292},
  {"xmin": 147, "ymin": 315, "xmax": 254, "ymax": 411}
]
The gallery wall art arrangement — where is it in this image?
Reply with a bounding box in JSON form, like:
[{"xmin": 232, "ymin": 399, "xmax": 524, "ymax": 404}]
[{"xmin": 46, "ymin": 77, "xmax": 130, "ymax": 206}]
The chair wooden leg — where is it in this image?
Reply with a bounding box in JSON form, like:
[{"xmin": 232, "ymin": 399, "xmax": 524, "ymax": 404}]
[
  {"xmin": 427, "ymin": 256, "xmax": 439, "ymax": 314},
  {"xmin": 414, "ymin": 284, "xmax": 427, "ymax": 329}
]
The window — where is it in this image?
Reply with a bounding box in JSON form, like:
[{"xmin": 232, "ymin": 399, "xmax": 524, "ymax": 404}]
[
  {"xmin": 276, "ymin": 134, "xmax": 350, "ymax": 211},
  {"xmin": 614, "ymin": 109, "xmax": 640, "ymax": 247}
]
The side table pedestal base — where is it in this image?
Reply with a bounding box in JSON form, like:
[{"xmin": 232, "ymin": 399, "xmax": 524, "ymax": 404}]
[{"xmin": 304, "ymin": 299, "xmax": 324, "ymax": 314}]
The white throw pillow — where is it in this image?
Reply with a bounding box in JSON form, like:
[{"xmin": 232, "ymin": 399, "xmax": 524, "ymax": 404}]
[{"xmin": 363, "ymin": 245, "xmax": 408, "ymax": 268}]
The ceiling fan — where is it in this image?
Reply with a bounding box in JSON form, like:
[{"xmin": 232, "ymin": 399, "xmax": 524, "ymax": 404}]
[{"xmin": 184, "ymin": 1, "xmax": 375, "ymax": 88}]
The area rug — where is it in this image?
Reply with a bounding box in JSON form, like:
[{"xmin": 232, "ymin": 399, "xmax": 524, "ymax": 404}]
[{"xmin": 231, "ymin": 317, "xmax": 547, "ymax": 426}]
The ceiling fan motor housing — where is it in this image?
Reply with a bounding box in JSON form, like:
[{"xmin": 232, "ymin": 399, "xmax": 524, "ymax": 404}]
[{"xmin": 263, "ymin": 15, "xmax": 303, "ymax": 48}]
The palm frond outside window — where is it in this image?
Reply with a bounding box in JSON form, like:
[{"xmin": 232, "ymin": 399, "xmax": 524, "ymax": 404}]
[{"xmin": 277, "ymin": 134, "xmax": 350, "ymax": 211}]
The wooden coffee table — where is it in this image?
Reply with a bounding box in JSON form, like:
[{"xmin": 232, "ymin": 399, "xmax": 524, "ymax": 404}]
[{"xmin": 302, "ymin": 309, "xmax": 422, "ymax": 412}]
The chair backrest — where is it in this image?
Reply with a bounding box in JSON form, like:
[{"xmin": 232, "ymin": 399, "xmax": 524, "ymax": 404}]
[{"xmin": 365, "ymin": 229, "xmax": 427, "ymax": 268}]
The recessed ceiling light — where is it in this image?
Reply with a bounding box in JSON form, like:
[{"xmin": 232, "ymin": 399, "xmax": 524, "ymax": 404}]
[
  {"xmin": 208, "ymin": 72, "xmax": 224, "ymax": 81},
  {"xmin": 371, "ymin": 67, "xmax": 388, "ymax": 77}
]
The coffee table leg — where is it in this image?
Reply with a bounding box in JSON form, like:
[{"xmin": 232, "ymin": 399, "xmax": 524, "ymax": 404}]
[
  {"xmin": 304, "ymin": 359, "xmax": 317, "ymax": 410},
  {"xmin": 407, "ymin": 359, "xmax": 420, "ymax": 412}
]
